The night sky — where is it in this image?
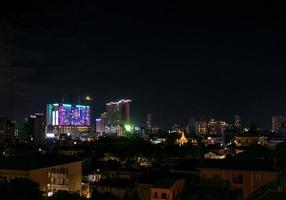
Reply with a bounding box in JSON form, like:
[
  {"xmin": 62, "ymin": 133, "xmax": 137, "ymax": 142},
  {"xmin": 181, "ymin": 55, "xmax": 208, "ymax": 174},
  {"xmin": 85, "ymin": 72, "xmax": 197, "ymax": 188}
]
[{"xmin": 0, "ymin": 1, "xmax": 285, "ymax": 128}]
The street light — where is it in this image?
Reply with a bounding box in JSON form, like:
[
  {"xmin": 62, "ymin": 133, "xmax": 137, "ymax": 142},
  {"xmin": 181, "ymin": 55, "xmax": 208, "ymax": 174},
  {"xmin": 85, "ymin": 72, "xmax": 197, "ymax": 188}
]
[{"xmin": 85, "ymin": 96, "xmax": 92, "ymax": 101}]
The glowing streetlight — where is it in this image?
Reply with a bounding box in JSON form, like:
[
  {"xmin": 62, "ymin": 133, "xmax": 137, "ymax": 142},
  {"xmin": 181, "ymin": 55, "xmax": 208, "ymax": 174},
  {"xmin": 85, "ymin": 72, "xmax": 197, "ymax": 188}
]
[{"xmin": 85, "ymin": 96, "xmax": 92, "ymax": 101}]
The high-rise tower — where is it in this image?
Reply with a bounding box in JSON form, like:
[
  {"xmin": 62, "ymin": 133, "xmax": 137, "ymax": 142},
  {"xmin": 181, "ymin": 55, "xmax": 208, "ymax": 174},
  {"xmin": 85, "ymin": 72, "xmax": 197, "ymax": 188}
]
[
  {"xmin": 106, "ymin": 99, "xmax": 131, "ymax": 126},
  {"xmin": 146, "ymin": 114, "xmax": 152, "ymax": 130}
]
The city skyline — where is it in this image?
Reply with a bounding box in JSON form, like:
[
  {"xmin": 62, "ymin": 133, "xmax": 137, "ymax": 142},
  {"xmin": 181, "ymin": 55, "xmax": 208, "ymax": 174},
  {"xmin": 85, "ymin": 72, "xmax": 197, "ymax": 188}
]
[
  {"xmin": 1, "ymin": 2, "xmax": 286, "ymax": 128},
  {"xmin": 1, "ymin": 2, "xmax": 286, "ymax": 200}
]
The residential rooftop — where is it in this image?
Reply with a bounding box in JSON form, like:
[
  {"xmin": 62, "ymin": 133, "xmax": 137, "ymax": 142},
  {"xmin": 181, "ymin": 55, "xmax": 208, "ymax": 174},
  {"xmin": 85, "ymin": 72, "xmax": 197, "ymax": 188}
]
[
  {"xmin": 0, "ymin": 155, "xmax": 81, "ymax": 170},
  {"xmin": 200, "ymin": 159, "xmax": 278, "ymax": 171}
]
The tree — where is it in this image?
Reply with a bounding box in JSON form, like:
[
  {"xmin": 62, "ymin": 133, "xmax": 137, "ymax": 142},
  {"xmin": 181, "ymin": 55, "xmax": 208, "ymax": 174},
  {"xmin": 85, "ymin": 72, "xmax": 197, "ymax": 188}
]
[
  {"xmin": 0, "ymin": 179, "xmax": 9, "ymax": 199},
  {"xmin": 9, "ymin": 178, "xmax": 42, "ymax": 200},
  {"xmin": 166, "ymin": 132, "xmax": 180, "ymax": 145},
  {"xmin": 50, "ymin": 190, "xmax": 84, "ymax": 200},
  {"xmin": 123, "ymin": 189, "xmax": 139, "ymax": 200}
]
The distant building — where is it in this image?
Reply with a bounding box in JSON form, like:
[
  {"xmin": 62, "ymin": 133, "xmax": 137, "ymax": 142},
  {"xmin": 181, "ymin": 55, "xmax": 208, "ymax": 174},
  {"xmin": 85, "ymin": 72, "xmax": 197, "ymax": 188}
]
[
  {"xmin": 0, "ymin": 117, "xmax": 15, "ymax": 143},
  {"xmin": 96, "ymin": 112, "xmax": 107, "ymax": 133},
  {"xmin": 147, "ymin": 114, "xmax": 152, "ymax": 130},
  {"xmin": 94, "ymin": 178, "xmax": 132, "ymax": 199},
  {"xmin": 234, "ymin": 136, "xmax": 268, "ymax": 147},
  {"xmin": 27, "ymin": 113, "xmax": 46, "ymax": 144},
  {"xmin": 272, "ymin": 115, "xmax": 286, "ymax": 133},
  {"xmin": 46, "ymin": 103, "xmax": 91, "ymax": 137},
  {"xmin": 0, "ymin": 156, "xmax": 82, "ymax": 197},
  {"xmin": 15, "ymin": 121, "xmax": 29, "ymax": 143},
  {"xmin": 195, "ymin": 119, "xmax": 208, "ymax": 135},
  {"xmin": 106, "ymin": 99, "xmax": 131, "ymax": 127},
  {"xmin": 106, "ymin": 99, "xmax": 131, "ymax": 135},
  {"xmin": 96, "ymin": 119, "xmax": 103, "ymax": 133},
  {"xmin": 234, "ymin": 115, "xmax": 242, "ymax": 133},
  {"xmin": 196, "ymin": 118, "xmax": 226, "ymax": 136}
]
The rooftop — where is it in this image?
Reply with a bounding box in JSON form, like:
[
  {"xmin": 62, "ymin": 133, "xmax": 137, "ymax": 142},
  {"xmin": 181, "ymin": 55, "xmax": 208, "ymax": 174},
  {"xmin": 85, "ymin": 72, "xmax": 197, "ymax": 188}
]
[
  {"xmin": 153, "ymin": 178, "xmax": 178, "ymax": 189},
  {"xmin": 200, "ymin": 159, "xmax": 278, "ymax": 171},
  {"xmin": 137, "ymin": 170, "xmax": 184, "ymax": 189},
  {"xmin": 0, "ymin": 155, "xmax": 81, "ymax": 170}
]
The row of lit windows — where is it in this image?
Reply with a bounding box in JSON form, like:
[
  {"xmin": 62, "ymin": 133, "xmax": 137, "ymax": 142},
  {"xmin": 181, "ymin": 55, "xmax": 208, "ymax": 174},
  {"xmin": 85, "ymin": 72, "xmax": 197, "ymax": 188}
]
[
  {"xmin": 153, "ymin": 192, "xmax": 168, "ymax": 198},
  {"xmin": 51, "ymin": 177, "xmax": 67, "ymax": 186},
  {"xmin": 50, "ymin": 167, "xmax": 68, "ymax": 174}
]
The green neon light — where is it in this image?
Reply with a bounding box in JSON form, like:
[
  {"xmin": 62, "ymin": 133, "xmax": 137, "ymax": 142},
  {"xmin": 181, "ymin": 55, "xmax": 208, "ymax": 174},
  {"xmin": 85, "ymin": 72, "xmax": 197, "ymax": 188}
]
[
  {"xmin": 124, "ymin": 124, "xmax": 132, "ymax": 132},
  {"xmin": 49, "ymin": 104, "xmax": 53, "ymax": 121}
]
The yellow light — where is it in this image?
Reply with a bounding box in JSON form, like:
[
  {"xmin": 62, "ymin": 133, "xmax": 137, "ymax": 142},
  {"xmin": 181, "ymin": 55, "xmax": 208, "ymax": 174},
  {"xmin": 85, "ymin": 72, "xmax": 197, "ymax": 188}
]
[{"xmin": 85, "ymin": 96, "xmax": 92, "ymax": 101}]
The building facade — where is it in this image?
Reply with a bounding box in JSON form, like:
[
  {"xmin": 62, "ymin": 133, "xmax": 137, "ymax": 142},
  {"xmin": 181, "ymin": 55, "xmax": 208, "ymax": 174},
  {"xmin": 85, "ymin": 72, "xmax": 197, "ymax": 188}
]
[
  {"xmin": 200, "ymin": 161, "xmax": 280, "ymax": 199},
  {"xmin": 96, "ymin": 112, "xmax": 107, "ymax": 133},
  {"xmin": 106, "ymin": 99, "xmax": 131, "ymax": 127},
  {"xmin": 15, "ymin": 121, "xmax": 29, "ymax": 142},
  {"xmin": 272, "ymin": 115, "xmax": 286, "ymax": 133},
  {"xmin": 27, "ymin": 113, "xmax": 46, "ymax": 144},
  {"xmin": 196, "ymin": 118, "xmax": 226, "ymax": 136},
  {"xmin": 105, "ymin": 99, "xmax": 131, "ymax": 135},
  {"xmin": 150, "ymin": 179, "xmax": 185, "ymax": 200},
  {"xmin": 0, "ymin": 157, "xmax": 82, "ymax": 197},
  {"xmin": 46, "ymin": 103, "xmax": 91, "ymax": 137}
]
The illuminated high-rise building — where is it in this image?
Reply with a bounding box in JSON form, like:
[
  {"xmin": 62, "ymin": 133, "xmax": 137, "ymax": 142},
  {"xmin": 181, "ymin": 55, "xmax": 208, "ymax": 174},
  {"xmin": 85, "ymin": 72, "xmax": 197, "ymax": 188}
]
[
  {"xmin": 196, "ymin": 118, "xmax": 226, "ymax": 136},
  {"xmin": 27, "ymin": 113, "xmax": 45, "ymax": 144},
  {"xmin": 234, "ymin": 115, "xmax": 241, "ymax": 129},
  {"xmin": 46, "ymin": 103, "xmax": 91, "ymax": 137},
  {"xmin": 272, "ymin": 115, "xmax": 286, "ymax": 133},
  {"xmin": 15, "ymin": 121, "xmax": 29, "ymax": 143},
  {"xmin": 96, "ymin": 112, "xmax": 107, "ymax": 133},
  {"xmin": 196, "ymin": 118, "xmax": 208, "ymax": 136},
  {"xmin": 106, "ymin": 99, "xmax": 131, "ymax": 127},
  {"xmin": 146, "ymin": 114, "xmax": 152, "ymax": 130}
]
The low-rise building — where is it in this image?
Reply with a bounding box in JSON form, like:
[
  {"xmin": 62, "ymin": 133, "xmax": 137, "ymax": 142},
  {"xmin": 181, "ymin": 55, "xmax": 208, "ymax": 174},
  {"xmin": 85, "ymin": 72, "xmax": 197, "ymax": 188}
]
[
  {"xmin": 0, "ymin": 155, "xmax": 82, "ymax": 197},
  {"xmin": 234, "ymin": 136, "xmax": 268, "ymax": 147},
  {"xmin": 199, "ymin": 160, "xmax": 280, "ymax": 199},
  {"xmin": 136, "ymin": 171, "xmax": 185, "ymax": 200},
  {"xmin": 94, "ymin": 178, "xmax": 132, "ymax": 199},
  {"xmin": 151, "ymin": 178, "xmax": 185, "ymax": 200}
]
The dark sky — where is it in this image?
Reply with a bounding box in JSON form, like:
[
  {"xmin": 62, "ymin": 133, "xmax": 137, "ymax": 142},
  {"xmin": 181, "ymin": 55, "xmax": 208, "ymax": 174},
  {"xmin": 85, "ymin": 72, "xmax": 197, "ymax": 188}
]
[{"xmin": 0, "ymin": 1, "xmax": 285, "ymax": 128}]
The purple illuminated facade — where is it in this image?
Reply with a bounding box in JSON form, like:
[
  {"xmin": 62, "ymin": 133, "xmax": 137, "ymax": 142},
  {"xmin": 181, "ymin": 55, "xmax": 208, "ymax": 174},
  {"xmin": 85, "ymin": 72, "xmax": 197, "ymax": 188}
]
[{"xmin": 47, "ymin": 104, "xmax": 90, "ymax": 126}]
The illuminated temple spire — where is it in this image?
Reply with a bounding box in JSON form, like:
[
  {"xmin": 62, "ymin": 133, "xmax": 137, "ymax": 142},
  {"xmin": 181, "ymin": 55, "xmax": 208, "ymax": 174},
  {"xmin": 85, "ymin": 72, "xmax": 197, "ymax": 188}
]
[{"xmin": 177, "ymin": 130, "xmax": 188, "ymax": 146}]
